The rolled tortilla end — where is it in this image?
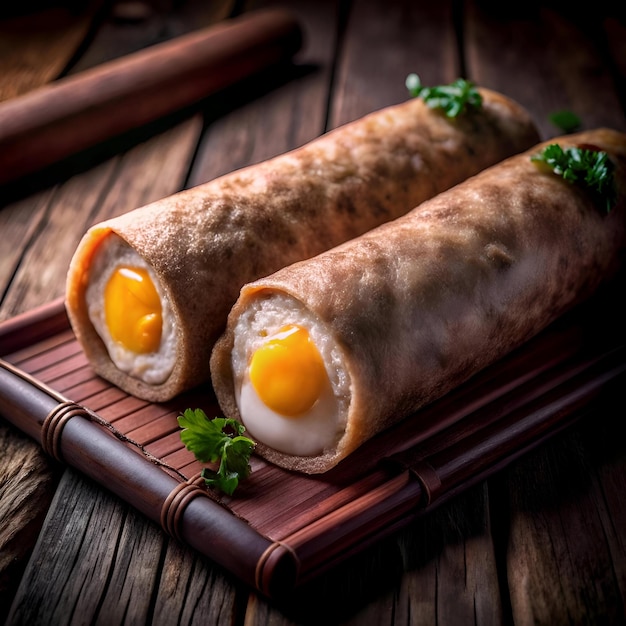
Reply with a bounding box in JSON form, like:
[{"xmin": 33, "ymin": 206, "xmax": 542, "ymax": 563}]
[
  {"xmin": 66, "ymin": 87, "xmax": 539, "ymax": 402},
  {"xmin": 210, "ymin": 128, "xmax": 626, "ymax": 474}
]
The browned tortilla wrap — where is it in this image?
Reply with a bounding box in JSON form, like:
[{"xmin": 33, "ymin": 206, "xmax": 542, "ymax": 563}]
[
  {"xmin": 210, "ymin": 128, "xmax": 626, "ymax": 474},
  {"xmin": 66, "ymin": 88, "xmax": 539, "ymax": 401}
]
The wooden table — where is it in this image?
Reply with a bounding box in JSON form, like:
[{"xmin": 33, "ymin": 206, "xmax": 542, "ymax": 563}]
[{"xmin": 1, "ymin": 0, "xmax": 625, "ymax": 624}]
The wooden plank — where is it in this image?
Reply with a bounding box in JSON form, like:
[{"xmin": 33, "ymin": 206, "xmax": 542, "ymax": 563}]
[
  {"xmin": 238, "ymin": 484, "xmax": 502, "ymax": 624},
  {"xmin": 153, "ymin": 541, "xmax": 245, "ymax": 624},
  {"xmin": 464, "ymin": 0, "xmax": 626, "ymax": 139},
  {"xmin": 504, "ymin": 403, "xmax": 626, "ymax": 625},
  {"xmin": 0, "ymin": 114, "xmax": 202, "ymax": 321},
  {"xmin": 5, "ymin": 469, "xmax": 164, "ymax": 624},
  {"xmin": 187, "ymin": 0, "xmax": 335, "ymax": 187},
  {"xmin": 0, "ymin": 427, "xmax": 61, "ymax": 622},
  {"xmin": 326, "ymin": 485, "xmax": 504, "ymax": 625},
  {"xmin": 331, "ymin": 0, "xmax": 459, "ymax": 126},
  {"xmin": 0, "ymin": 160, "xmax": 119, "ymax": 317},
  {"xmin": 591, "ymin": 414, "xmax": 626, "ymax": 611},
  {"xmin": 0, "ymin": 189, "xmax": 54, "ymax": 315},
  {"xmin": 2, "ymin": 428, "xmax": 247, "ymax": 625},
  {"xmin": 0, "ymin": 1, "xmax": 105, "ymax": 101}
]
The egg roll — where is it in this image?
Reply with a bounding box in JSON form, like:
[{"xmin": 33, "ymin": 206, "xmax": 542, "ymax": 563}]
[
  {"xmin": 210, "ymin": 128, "xmax": 626, "ymax": 474},
  {"xmin": 65, "ymin": 87, "xmax": 539, "ymax": 402}
]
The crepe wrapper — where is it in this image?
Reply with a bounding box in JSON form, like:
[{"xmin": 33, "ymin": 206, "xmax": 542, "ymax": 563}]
[
  {"xmin": 66, "ymin": 88, "xmax": 539, "ymax": 401},
  {"xmin": 210, "ymin": 128, "xmax": 626, "ymax": 474}
]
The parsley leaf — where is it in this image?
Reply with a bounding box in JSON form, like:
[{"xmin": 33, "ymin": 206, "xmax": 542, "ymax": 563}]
[
  {"xmin": 406, "ymin": 73, "xmax": 483, "ymax": 117},
  {"xmin": 549, "ymin": 110, "xmax": 581, "ymax": 134},
  {"xmin": 178, "ymin": 408, "xmax": 255, "ymax": 496},
  {"xmin": 531, "ymin": 144, "xmax": 617, "ymax": 213}
]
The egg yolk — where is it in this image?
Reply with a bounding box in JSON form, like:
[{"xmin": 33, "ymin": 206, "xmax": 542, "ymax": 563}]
[
  {"xmin": 104, "ymin": 266, "xmax": 162, "ymax": 354},
  {"xmin": 248, "ymin": 325, "xmax": 328, "ymax": 417}
]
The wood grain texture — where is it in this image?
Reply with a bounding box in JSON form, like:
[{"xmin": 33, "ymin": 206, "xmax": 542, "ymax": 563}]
[
  {"xmin": 1, "ymin": 0, "xmax": 626, "ymax": 623},
  {"xmin": 153, "ymin": 541, "xmax": 246, "ymax": 625},
  {"xmin": 378, "ymin": 487, "xmax": 503, "ymax": 625},
  {"xmin": 0, "ymin": 1, "xmax": 104, "ymax": 101},
  {"xmin": 505, "ymin": 401, "xmax": 626, "ymax": 625},
  {"xmin": 331, "ymin": 0, "xmax": 458, "ymax": 126},
  {"xmin": 0, "ymin": 427, "xmax": 60, "ymax": 621},
  {"xmin": 5, "ymin": 469, "xmax": 164, "ymax": 624},
  {"xmin": 0, "ymin": 7, "xmax": 302, "ymax": 186},
  {"xmin": 0, "ymin": 117, "xmax": 202, "ymax": 318},
  {"xmin": 464, "ymin": 0, "xmax": 626, "ymax": 138},
  {"xmin": 187, "ymin": 0, "xmax": 336, "ymax": 187}
]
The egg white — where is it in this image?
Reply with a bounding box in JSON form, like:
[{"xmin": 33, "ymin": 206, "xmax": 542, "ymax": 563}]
[
  {"xmin": 231, "ymin": 293, "xmax": 350, "ymax": 457},
  {"xmin": 85, "ymin": 234, "xmax": 177, "ymax": 384}
]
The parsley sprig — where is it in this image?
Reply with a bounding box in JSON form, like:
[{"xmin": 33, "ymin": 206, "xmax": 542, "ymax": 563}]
[
  {"xmin": 178, "ymin": 409, "xmax": 255, "ymax": 496},
  {"xmin": 406, "ymin": 73, "xmax": 483, "ymax": 117},
  {"xmin": 549, "ymin": 110, "xmax": 581, "ymax": 134},
  {"xmin": 531, "ymin": 144, "xmax": 617, "ymax": 213}
]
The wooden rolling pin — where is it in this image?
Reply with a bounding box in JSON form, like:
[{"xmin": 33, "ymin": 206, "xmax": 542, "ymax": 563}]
[{"xmin": 0, "ymin": 8, "xmax": 302, "ymax": 187}]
